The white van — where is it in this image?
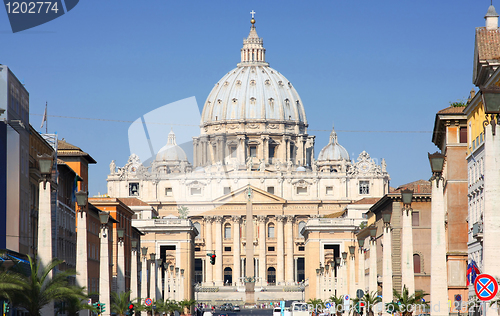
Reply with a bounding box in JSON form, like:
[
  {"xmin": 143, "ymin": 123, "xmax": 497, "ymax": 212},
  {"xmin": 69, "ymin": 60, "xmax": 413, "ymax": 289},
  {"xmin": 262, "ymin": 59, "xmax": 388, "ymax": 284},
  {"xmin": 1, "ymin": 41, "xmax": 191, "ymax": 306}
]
[{"xmin": 291, "ymin": 302, "xmax": 309, "ymax": 316}]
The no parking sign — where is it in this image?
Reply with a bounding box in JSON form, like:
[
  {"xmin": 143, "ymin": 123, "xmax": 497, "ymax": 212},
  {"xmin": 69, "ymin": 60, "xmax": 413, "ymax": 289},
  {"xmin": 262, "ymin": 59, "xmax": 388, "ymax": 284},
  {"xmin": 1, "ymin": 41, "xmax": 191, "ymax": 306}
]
[{"xmin": 474, "ymin": 274, "xmax": 498, "ymax": 301}]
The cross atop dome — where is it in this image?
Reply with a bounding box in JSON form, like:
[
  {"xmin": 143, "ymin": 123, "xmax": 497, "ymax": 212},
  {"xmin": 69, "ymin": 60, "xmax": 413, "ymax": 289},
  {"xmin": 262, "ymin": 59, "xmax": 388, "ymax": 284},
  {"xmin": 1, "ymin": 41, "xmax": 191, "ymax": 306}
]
[{"xmin": 250, "ymin": 10, "xmax": 255, "ymax": 19}]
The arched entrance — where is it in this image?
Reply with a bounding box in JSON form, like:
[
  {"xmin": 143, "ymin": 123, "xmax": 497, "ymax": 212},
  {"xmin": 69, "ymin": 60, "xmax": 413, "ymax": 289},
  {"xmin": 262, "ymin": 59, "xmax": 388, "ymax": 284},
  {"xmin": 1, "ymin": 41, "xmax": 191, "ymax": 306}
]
[
  {"xmin": 267, "ymin": 267, "xmax": 276, "ymax": 285},
  {"xmin": 224, "ymin": 267, "xmax": 232, "ymax": 285}
]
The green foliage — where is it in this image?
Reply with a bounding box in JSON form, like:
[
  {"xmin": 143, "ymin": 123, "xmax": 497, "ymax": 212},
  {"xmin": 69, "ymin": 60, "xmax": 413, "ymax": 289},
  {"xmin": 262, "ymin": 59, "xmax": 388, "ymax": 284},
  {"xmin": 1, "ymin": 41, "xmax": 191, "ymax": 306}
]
[
  {"xmin": 450, "ymin": 99, "xmax": 467, "ymax": 107},
  {"xmin": 0, "ymin": 255, "xmax": 87, "ymax": 316},
  {"xmin": 55, "ymin": 297, "xmax": 98, "ymax": 316},
  {"xmin": 328, "ymin": 295, "xmax": 344, "ymax": 316},
  {"xmin": 111, "ymin": 291, "xmax": 131, "ymax": 316},
  {"xmin": 177, "ymin": 206, "xmax": 189, "ymax": 219},
  {"xmin": 385, "ymin": 285, "xmax": 428, "ymax": 316},
  {"xmin": 354, "ymin": 291, "xmax": 381, "ymax": 316},
  {"xmin": 359, "ymin": 221, "xmax": 367, "ymax": 229},
  {"xmin": 306, "ymin": 298, "xmax": 324, "ymax": 310}
]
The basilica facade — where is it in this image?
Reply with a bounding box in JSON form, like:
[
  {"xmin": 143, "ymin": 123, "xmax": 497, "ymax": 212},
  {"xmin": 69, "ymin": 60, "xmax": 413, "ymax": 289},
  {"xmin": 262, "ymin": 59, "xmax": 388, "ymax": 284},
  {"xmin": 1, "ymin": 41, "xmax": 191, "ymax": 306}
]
[{"xmin": 107, "ymin": 18, "xmax": 390, "ymax": 303}]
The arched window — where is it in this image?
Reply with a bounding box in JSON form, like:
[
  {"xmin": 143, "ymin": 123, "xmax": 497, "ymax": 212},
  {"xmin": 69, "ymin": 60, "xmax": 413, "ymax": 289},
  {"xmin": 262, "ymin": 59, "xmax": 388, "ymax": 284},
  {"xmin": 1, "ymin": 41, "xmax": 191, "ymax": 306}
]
[
  {"xmin": 268, "ymin": 223, "xmax": 275, "ymax": 238},
  {"xmin": 224, "ymin": 267, "xmax": 232, "ymax": 285},
  {"xmin": 413, "ymin": 254, "xmax": 421, "ymax": 273},
  {"xmin": 224, "ymin": 224, "xmax": 231, "ymax": 239},
  {"xmin": 194, "ymin": 222, "xmax": 201, "ymax": 239},
  {"xmin": 298, "ymin": 221, "xmax": 306, "ymax": 237},
  {"xmin": 267, "ymin": 267, "xmax": 276, "ymax": 284}
]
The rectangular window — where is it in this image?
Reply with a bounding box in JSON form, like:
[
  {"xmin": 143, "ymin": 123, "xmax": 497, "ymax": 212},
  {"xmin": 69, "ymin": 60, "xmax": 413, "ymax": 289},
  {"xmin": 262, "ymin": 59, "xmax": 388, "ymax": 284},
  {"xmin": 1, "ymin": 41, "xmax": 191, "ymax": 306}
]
[
  {"xmin": 224, "ymin": 187, "xmax": 231, "ymax": 195},
  {"xmin": 195, "ymin": 247, "xmax": 201, "ymax": 252},
  {"xmin": 296, "ymin": 187, "xmax": 307, "ymax": 195},
  {"xmin": 359, "ymin": 181, "xmax": 369, "ymax": 195},
  {"xmin": 250, "ymin": 146, "xmax": 257, "ymax": 157},
  {"xmin": 224, "ymin": 246, "xmax": 232, "ymax": 252},
  {"xmin": 230, "ymin": 146, "xmax": 237, "ymax": 158},
  {"xmin": 412, "ymin": 212, "xmax": 419, "ymax": 226},
  {"xmin": 326, "ymin": 186, "xmax": 333, "ymax": 195},
  {"xmin": 165, "ymin": 187, "xmax": 172, "ymax": 196},
  {"xmin": 268, "ymin": 246, "xmax": 275, "ymax": 252},
  {"xmin": 460, "ymin": 127, "xmax": 467, "ymax": 143},
  {"xmin": 298, "ymin": 246, "xmax": 305, "ymax": 251},
  {"xmin": 269, "ymin": 145, "xmax": 276, "ymax": 158},
  {"xmin": 129, "ymin": 183, "xmax": 139, "ymax": 196},
  {"xmin": 267, "ymin": 187, "xmax": 275, "ymax": 194},
  {"xmin": 191, "ymin": 187, "xmax": 201, "ymax": 195}
]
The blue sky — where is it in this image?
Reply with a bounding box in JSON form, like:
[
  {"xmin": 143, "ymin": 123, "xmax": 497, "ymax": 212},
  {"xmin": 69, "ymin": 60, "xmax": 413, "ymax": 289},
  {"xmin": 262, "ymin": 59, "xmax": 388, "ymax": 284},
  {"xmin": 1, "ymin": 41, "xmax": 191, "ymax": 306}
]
[{"xmin": 1, "ymin": 0, "xmax": 489, "ymax": 195}]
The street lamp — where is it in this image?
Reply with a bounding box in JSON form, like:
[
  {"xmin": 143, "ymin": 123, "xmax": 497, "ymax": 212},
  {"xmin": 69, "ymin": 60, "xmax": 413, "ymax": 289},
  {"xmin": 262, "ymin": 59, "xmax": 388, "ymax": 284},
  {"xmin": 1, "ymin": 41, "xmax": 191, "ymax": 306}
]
[
  {"xmin": 141, "ymin": 247, "xmax": 148, "ymax": 257},
  {"xmin": 75, "ymin": 190, "xmax": 88, "ymax": 210},
  {"xmin": 150, "ymin": 253, "xmax": 156, "ymax": 261},
  {"xmin": 428, "ymin": 151, "xmax": 445, "ymax": 183},
  {"xmin": 481, "ymin": 86, "xmax": 500, "ymax": 134},
  {"xmin": 369, "ymin": 226, "xmax": 377, "ymax": 239},
  {"xmin": 316, "ymin": 268, "xmax": 321, "ymax": 276},
  {"xmin": 131, "ymin": 239, "xmax": 137, "ymax": 250},
  {"xmin": 117, "ymin": 228, "xmax": 125, "ymax": 241},
  {"xmin": 99, "ymin": 212, "xmax": 110, "ymax": 226},
  {"xmin": 349, "ymin": 246, "xmax": 355, "ymax": 255},
  {"xmin": 37, "ymin": 153, "xmax": 54, "ymax": 189},
  {"xmin": 342, "ymin": 251, "xmax": 347, "ymax": 260},
  {"xmin": 335, "ymin": 257, "xmax": 341, "ymax": 266},
  {"xmin": 325, "ymin": 264, "xmax": 330, "ymax": 271},
  {"xmin": 357, "ymin": 238, "xmax": 365, "ymax": 248},
  {"xmin": 382, "ymin": 213, "xmax": 391, "ymax": 226},
  {"xmin": 401, "ymin": 188, "xmax": 414, "ymax": 209}
]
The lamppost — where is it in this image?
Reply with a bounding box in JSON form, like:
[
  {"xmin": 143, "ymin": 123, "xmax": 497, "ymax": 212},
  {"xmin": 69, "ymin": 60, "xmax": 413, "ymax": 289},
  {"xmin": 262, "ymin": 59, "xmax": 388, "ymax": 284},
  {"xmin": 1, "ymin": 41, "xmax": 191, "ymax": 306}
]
[
  {"xmin": 348, "ymin": 246, "xmax": 355, "ymax": 297},
  {"xmin": 141, "ymin": 246, "xmax": 148, "ymax": 315},
  {"xmin": 117, "ymin": 228, "xmax": 126, "ymax": 293},
  {"xmin": 368, "ymin": 226, "xmax": 377, "ymax": 293},
  {"xmin": 130, "ymin": 240, "xmax": 138, "ymax": 302},
  {"xmin": 37, "ymin": 153, "xmax": 54, "ymax": 316},
  {"xmin": 428, "ymin": 152, "xmax": 448, "ymax": 316},
  {"xmin": 357, "ymin": 238, "xmax": 365, "ymax": 295},
  {"xmin": 400, "ymin": 188, "xmax": 415, "ymax": 295},
  {"xmin": 75, "ymin": 190, "xmax": 90, "ymax": 316},
  {"xmin": 99, "ymin": 211, "xmax": 111, "ymax": 316},
  {"xmin": 481, "ymin": 86, "xmax": 500, "ymax": 135},
  {"xmin": 382, "ymin": 213, "xmax": 393, "ymax": 314}
]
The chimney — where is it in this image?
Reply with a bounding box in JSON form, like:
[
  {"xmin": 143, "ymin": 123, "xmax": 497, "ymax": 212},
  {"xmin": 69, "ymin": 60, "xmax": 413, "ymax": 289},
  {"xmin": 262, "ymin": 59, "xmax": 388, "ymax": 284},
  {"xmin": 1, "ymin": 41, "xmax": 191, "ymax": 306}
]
[{"xmin": 485, "ymin": 5, "xmax": 499, "ymax": 30}]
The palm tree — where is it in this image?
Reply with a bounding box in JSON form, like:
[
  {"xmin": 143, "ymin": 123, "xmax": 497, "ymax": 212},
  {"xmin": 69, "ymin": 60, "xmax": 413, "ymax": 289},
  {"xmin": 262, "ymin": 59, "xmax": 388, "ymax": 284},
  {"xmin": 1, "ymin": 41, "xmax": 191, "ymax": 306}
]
[
  {"xmin": 306, "ymin": 298, "xmax": 324, "ymax": 316},
  {"xmin": 358, "ymin": 291, "xmax": 381, "ymax": 316},
  {"xmin": 386, "ymin": 285, "xmax": 428, "ymax": 316},
  {"xmin": 111, "ymin": 291, "xmax": 132, "ymax": 316},
  {"xmin": 179, "ymin": 299, "xmax": 196, "ymax": 315},
  {"xmin": 55, "ymin": 297, "xmax": 98, "ymax": 316},
  {"xmin": 328, "ymin": 295, "xmax": 344, "ymax": 316},
  {"xmin": 0, "ymin": 255, "xmax": 87, "ymax": 316}
]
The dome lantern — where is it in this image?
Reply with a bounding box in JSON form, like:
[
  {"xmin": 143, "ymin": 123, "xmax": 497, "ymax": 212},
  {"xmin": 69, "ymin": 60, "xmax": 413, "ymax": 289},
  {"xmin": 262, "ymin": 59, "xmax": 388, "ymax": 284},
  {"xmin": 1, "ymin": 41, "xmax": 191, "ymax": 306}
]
[{"xmin": 238, "ymin": 11, "xmax": 268, "ymax": 67}]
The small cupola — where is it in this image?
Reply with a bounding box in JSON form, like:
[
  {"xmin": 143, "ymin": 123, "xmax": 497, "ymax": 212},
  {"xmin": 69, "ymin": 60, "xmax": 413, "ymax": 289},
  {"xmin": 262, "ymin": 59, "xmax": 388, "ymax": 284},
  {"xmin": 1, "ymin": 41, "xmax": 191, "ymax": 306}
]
[{"xmin": 485, "ymin": 4, "xmax": 499, "ymax": 30}]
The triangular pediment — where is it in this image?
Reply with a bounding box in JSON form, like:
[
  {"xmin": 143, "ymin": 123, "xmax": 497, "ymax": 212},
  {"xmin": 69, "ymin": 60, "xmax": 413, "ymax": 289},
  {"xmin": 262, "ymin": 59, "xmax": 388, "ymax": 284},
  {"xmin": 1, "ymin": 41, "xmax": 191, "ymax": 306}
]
[{"xmin": 213, "ymin": 185, "xmax": 286, "ymax": 204}]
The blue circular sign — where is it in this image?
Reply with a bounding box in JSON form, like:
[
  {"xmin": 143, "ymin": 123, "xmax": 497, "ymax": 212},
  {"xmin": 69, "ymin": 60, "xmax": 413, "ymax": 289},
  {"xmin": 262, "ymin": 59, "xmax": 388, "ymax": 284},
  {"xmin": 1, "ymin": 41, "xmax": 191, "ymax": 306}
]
[
  {"xmin": 475, "ymin": 274, "xmax": 499, "ymax": 301},
  {"xmin": 325, "ymin": 303, "xmax": 331, "ymax": 308},
  {"xmin": 455, "ymin": 295, "xmax": 461, "ymax": 302}
]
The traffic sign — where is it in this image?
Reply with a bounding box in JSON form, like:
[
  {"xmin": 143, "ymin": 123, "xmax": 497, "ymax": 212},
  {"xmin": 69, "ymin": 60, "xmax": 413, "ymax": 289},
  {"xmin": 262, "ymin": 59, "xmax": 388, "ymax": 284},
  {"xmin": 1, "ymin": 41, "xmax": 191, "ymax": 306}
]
[
  {"xmin": 474, "ymin": 274, "xmax": 499, "ymax": 301},
  {"xmin": 325, "ymin": 303, "xmax": 331, "ymax": 308},
  {"xmin": 344, "ymin": 295, "xmax": 349, "ymax": 301},
  {"xmin": 356, "ymin": 289, "xmax": 364, "ymax": 298},
  {"xmin": 145, "ymin": 298, "xmax": 153, "ymax": 306},
  {"xmin": 455, "ymin": 295, "xmax": 462, "ymax": 302}
]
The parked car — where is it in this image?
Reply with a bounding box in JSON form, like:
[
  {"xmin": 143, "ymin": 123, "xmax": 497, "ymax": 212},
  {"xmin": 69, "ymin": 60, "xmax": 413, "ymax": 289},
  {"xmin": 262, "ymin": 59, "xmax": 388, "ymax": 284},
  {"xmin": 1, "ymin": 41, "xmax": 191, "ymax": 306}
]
[
  {"xmin": 233, "ymin": 305, "xmax": 240, "ymax": 312},
  {"xmin": 220, "ymin": 303, "xmax": 234, "ymax": 311}
]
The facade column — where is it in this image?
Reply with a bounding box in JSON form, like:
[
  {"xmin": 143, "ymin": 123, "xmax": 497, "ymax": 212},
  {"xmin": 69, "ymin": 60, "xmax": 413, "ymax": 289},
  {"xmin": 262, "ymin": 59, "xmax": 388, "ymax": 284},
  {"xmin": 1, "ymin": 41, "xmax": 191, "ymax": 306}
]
[
  {"xmin": 164, "ymin": 265, "xmax": 169, "ymax": 301},
  {"xmin": 382, "ymin": 225, "xmax": 393, "ymax": 315},
  {"xmin": 214, "ymin": 216, "xmax": 223, "ymax": 286},
  {"xmin": 76, "ymin": 209, "xmax": 88, "ymax": 316},
  {"xmin": 358, "ymin": 242, "xmax": 365, "ymax": 293},
  {"xmin": 205, "ymin": 217, "xmax": 213, "ymax": 286},
  {"xmin": 117, "ymin": 237, "xmax": 125, "ymax": 293},
  {"xmin": 401, "ymin": 207, "xmax": 415, "ymax": 294},
  {"xmin": 258, "ymin": 216, "xmax": 267, "ymax": 286},
  {"xmin": 261, "ymin": 135, "xmax": 269, "ymax": 164},
  {"xmin": 157, "ymin": 264, "xmax": 162, "ymax": 300},
  {"xmin": 130, "ymin": 247, "xmax": 138, "ymax": 302},
  {"xmin": 150, "ymin": 258, "xmax": 156, "ymax": 300},
  {"xmin": 140, "ymin": 254, "xmax": 148, "ymax": 315},
  {"xmin": 232, "ymin": 216, "xmax": 241, "ymax": 286},
  {"xmin": 430, "ymin": 178, "xmax": 448, "ymax": 316},
  {"xmin": 99, "ymin": 224, "xmax": 111, "ymax": 316},
  {"xmin": 286, "ymin": 216, "xmax": 295, "ymax": 283},
  {"xmin": 369, "ymin": 238, "xmax": 377, "ymax": 293},
  {"xmin": 276, "ymin": 215, "xmax": 285, "ymax": 285},
  {"xmin": 38, "ymin": 181, "xmax": 54, "ymax": 316}
]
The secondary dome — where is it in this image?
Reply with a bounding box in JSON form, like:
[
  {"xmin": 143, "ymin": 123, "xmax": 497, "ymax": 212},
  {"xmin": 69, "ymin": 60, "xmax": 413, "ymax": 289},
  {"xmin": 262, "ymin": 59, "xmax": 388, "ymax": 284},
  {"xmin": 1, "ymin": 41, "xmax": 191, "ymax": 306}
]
[
  {"xmin": 156, "ymin": 130, "xmax": 188, "ymax": 162},
  {"xmin": 200, "ymin": 19, "xmax": 307, "ymax": 126},
  {"xmin": 318, "ymin": 125, "xmax": 350, "ymax": 161}
]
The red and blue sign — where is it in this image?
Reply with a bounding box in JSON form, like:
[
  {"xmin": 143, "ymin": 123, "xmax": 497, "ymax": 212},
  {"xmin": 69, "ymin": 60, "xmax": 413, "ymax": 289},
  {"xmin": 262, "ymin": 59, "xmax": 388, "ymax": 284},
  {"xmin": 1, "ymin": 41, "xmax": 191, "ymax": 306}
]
[
  {"xmin": 145, "ymin": 298, "xmax": 152, "ymax": 306},
  {"xmin": 474, "ymin": 274, "xmax": 498, "ymax": 301}
]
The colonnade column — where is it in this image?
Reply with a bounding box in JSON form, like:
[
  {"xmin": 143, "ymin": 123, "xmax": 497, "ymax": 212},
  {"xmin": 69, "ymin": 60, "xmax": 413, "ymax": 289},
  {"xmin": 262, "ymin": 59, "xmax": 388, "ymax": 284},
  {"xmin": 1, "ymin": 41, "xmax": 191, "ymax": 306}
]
[
  {"xmin": 369, "ymin": 236, "xmax": 377, "ymax": 294},
  {"xmin": 150, "ymin": 257, "xmax": 157, "ymax": 300},
  {"xmin": 130, "ymin": 246, "xmax": 138, "ymax": 302},
  {"xmin": 258, "ymin": 216, "xmax": 267, "ymax": 286},
  {"xmin": 232, "ymin": 216, "xmax": 241, "ymax": 286},
  {"xmin": 286, "ymin": 216, "xmax": 295, "ymax": 283},
  {"xmin": 276, "ymin": 215, "xmax": 285, "ymax": 285},
  {"xmin": 382, "ymin": 224, "xmax": 393, "ymax": 315},
  {"xmin": 140, "ymin": 253, "xmax": 148, "ymax": 316},
  {"xmin": 76, "ymin": 207, "xmax": 88, "ymax": 316},
  {"xmin": 38, "ymin": 180, "xmax": 54, "ymax": 316},
  {"xmin": 401, "ymin": 202, "xmax": 415, "ymax": 294},
  {"xmin": 214, "ymin": 216, "xmax": 223, "ymax": 286},
  {"xmin": 430, "ymin": 176, "xmax": 448, "ymax": 316},
  {"xmin": 99, "ymin": 222, "xmax": 111, "ymax": 316},
  {"xmin": 117, "ymin": 234, "xmax": 125, "ymax": 293},
  {"xmin": 349, "ymin": 247, "xmax": 356, "ymax": 297},
  {"xmin": 157, "ymin": 264, "xmax": 162, "ymax": 300},
  {"xmin": 164, "ymin": 264, "xmax": 169, "ymax": 301},
  {"xmin": 205, "ymin": 217, "xmax": 213, "ymax": 286},
  {"xmin": 357, "ymin": 239, "xmax": 365, "ymax": 294}
]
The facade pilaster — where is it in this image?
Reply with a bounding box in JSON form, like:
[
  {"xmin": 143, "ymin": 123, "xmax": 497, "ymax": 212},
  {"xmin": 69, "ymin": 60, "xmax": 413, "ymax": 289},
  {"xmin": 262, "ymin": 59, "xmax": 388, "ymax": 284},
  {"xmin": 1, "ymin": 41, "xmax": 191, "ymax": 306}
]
[
  {"xmin": 382, "ymin": 226, "xmax": 393, "ymax": 314},
  {"xmin": 401, "ymin": 208, "xmax": 415, "ymax": 294},
  {"xmin": 232, "ymin": 216, "xmax": 241, "ymax": 286},
  {"xmin": 277, "ymin": 215, "xmax": 285, "ymax": 284},
  {"xmin": 258, "ymin": 215, "xmax": 267, "ymax": 285},
  {"xmin": 261, "ymin": 135, "xmax": 269, "ymax": 164},
  {"xmin": 430, "ymin": 178, "xmax": 448, "ymax": 316},
  {"xmin": 205, "ymin": 217, "xmax": 213, "ymax": 285},
  {"xmin": 285, "ymin": 215, "xmax": 295, "ymax": 283},
  {"xmin": 214, "ymin": 216, "xmax": 224, "ymax": 286}
]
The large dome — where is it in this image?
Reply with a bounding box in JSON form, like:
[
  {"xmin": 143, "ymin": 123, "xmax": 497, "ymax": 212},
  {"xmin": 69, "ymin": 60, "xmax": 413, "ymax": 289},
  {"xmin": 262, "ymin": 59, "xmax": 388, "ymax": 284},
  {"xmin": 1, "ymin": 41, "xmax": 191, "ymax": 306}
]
[
  {"xmin": 156, "ymin": 130, "xmax": 188, "ymax": 162},
  {"xmin": 318, "ymin": 126, "xmax": 350, "ymax": 161},
  {"xmin": 200, "ymin": 22, "xmax": 307, "ymax": 126}
]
